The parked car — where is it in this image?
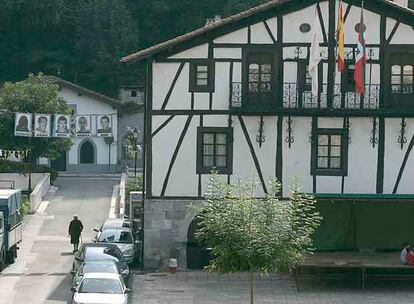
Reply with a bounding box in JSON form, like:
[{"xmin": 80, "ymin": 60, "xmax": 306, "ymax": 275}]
[
  {"xmin": 71, "ymin": 272, "xmax": 130, "ymax": 304},
  {"xmin": 72, "ymin": 243, "xmax": 130, "ymax": 284},
  {"xmin": 93, "ymin": 219, "xmax": 132, "ymax": 242},
  {"xmin": 71, "ymin": 259, "xmax": 121, "ymax": 288},
  {"xmin": 96, "ymin": 228, "xmax": 138, "ymax": 264}
]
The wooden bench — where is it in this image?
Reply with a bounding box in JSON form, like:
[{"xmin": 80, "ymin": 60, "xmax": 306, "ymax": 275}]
[{"xmin": 294, "ymin": 252, "xmax": 414, "ymax": 290}]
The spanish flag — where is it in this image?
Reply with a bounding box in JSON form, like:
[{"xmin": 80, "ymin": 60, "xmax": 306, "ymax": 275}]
[{"xmin": 337, "ymin": 0, "xmax": 345, "ymax": 72}]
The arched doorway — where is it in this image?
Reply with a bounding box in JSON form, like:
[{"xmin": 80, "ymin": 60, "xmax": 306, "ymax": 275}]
[
  {"xmin": 79, "ymin": 140, "xmax": 95, "ymax": 164},
  {"xmin": 186, "ymin": 219, "xmax": 211, "ymax": 269}
]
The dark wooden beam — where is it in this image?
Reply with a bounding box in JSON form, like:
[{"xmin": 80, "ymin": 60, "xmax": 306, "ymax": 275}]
[
  {"xmin": 161, "ymin": 115, "xmax": 193, "ymax": 196},
  {"xmin": 161, "ymin": 62, "xmax": 185, "ymax": 110},
  {"xmin": 238, "ymin": 115, "xmax": 268, "ymax": 194}
]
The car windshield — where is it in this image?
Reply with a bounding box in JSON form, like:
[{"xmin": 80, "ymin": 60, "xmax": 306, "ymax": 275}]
[
  {"xmin": 98, "ymin": 229, "xmax": 133, "ymax": 244},
  {"xmin": 78, "ymin": 278, "xmax": 122, "ymax": 294},
  {"xmin": 102, "ymin": 221, "xmax": 131, "ymax": 230},
  {"xmin": 81, "ymin": 263, "xmax": 118, "ymax": 275},
  {"xmin": 85, "ymin": 247, "xmax": 124, "ymax": 262}
]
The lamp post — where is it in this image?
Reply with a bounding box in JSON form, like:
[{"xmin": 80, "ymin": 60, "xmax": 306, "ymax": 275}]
[
  {"xmin": 104, "ymin": 136, "xmax": 114, "ymax": 172},
  {"xmin": 132, "ymin": 127, "xmax": 141, "ymax": 178}
]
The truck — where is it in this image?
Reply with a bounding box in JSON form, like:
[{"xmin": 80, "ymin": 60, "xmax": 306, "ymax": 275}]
[{"xmin": 0, "ymin": 189, "xmax": 23, "ymax": 271}]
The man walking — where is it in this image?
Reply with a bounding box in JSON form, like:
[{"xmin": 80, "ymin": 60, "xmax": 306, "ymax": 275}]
[{"xmin": 68, "ymin": 214, "xmax": 84, "ymax": 253}]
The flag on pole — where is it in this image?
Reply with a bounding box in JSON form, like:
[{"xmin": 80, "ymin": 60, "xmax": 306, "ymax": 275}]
[
  {"xmin": 354, "ymin": 1, "xmax": 366, "ymax": 94},
  {"xmin": 309, "ymin": 5, "xmax": 321, "ymax": 96},
  {"xmin": 337, "ymin": 0, "xmax": 345, "ymax": 72}
]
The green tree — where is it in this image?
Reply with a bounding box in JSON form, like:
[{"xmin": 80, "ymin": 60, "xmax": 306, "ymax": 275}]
[
  {"xmin": 74, "ymin": 0, "xmax": 139, "ymax": 96},
  {"xmin": 0, "ymin": 73, "xmax": 72, "ymax": 160},
  {"xmin": 223, "ymin": 0, "xmax": 268, "ymax": 16},
  {"xmin": 192, "ymin": 173, "xmax": 321, "ymax": 304}
]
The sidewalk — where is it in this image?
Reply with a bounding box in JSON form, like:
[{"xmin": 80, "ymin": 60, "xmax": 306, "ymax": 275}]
[{"xmin": 132, "ymin": 271, "xmax": 414, "ymax": 304}]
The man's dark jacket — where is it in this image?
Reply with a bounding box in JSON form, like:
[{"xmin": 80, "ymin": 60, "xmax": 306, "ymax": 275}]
[{"xmin": 68, "ymin": 219, "xmax": 83, "ymax": 244}]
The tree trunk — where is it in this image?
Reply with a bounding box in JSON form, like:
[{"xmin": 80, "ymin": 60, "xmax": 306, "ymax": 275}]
[{"xmin": 248, "ymin": 271, "xmax": 254, "ymax": 304}]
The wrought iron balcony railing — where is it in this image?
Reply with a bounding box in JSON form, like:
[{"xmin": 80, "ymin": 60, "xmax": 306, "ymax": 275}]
[{"xmin": 230, "ymin": 82, "xmax": 381, "ymax": 110}]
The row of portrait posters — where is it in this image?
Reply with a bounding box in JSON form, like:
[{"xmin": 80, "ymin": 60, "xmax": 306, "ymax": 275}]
[{"xmin": 14, "ymin": 113, "xmax": 113, "ymax": 138}]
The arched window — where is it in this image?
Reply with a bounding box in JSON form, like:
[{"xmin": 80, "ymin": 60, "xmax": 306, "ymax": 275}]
[{"xmin": 80, "ymin": 141, "xmax": 95, "ymax": 164}]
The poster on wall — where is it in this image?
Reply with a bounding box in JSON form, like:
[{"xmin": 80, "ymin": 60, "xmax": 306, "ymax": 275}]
[
  {"xmin": 96, "ymin": 115, "xmax": 112, "ymax": 137},
  {"xmin": 14, "ymin": 113, "xmax": 32, "ymax": 137},
  {"xmin": 54, "ymin": 114, "xmax": 71, "ymax": 138},
  {"xmin": 76, "ymin": 115, "xmax": 91, "ymax": 136},
  {"xmin": 34, "ymin": 114, "xmax": 51, "ymax": 137}
]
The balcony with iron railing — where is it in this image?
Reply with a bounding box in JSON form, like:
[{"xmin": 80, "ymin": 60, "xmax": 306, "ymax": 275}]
[{"xmin": 230, "ymin": 82, "xmax": 381, "ymax": 111}]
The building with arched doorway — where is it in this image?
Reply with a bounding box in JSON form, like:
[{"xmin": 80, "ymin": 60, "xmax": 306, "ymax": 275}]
[{"xmin": 39, "ymin": 77, "xmax": 121, "ymax": 173}]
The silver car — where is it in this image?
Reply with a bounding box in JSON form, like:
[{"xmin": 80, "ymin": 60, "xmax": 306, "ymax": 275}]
[
  {"xmin": 71, "ymin": 272, "xmax": 130, "ymax": 304},
  {"xmin": 71, "ymin": 259, "xmax": 120, "ymax": 288},
  {"xmin": 93, "ymin": 219, "xmax": 132, "ymax": 242},
  {"xmin": 97, "ymin": 228, "xmax": 138, "ymax": 264}
]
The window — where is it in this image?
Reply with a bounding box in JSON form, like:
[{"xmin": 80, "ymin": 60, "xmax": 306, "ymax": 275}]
[
  {"xmin": 387, "ymin": 51, "xmax": 414, "ymax": 108},
  {"xmin": 341, "ymin": 61, "xmax": 355, "ymax": 93},
  {"xmin": 130, "ymin": 90, "xmax": 137, "ymax": 97},
  {"xmin": 311, "ymin": 129, "xmax": 348, "ymax": 176},
  {"xmin": 243, "ymin": 50, "xmax": 276, "ymax": 105},
  {"xmin": 68, "ymin": 104, "xmax": 77, "ymax": 115},
  {"xmin": 391, "ymin": 65, "xmax": 413, "ymax": 95},
  {"xmin": 248, "ymin": 63, "xmax": 272, "ymax": 93},
  {"xmin": 197, "ymin": 127, "xmax": 233, "ymax": 174},
  {"xmin": 190, "ymin": 62, "xmax": 214, "ymax": 92}
]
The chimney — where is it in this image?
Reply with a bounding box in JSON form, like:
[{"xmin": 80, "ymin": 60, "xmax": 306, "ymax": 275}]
[
  {"xmin": 205, "ymin": 15, "xmax": 222, "ymax": 26},
  {"xmin": 393, "ymin": 0, "xmax": 408, "ymax": 7}
]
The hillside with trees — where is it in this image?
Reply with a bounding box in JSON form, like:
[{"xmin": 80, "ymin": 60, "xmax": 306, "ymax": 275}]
[{"xmin": 0, "ymin": 0, "xmax": 412, "ymax": 97}]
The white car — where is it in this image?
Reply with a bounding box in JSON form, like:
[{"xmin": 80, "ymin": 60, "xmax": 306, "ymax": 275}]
[
  {"xmin": 71, "ymin": 272, "xmax": 131, "ymax": 304},
  {"xmin": 96, "ymin": 228, "xmax": 138, "ymax": 264}
]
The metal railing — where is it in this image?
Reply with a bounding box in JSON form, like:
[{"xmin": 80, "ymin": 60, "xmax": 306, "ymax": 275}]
[{"xmin": 230, "ymin": 82, "xmax": 381, "ymax": 110}]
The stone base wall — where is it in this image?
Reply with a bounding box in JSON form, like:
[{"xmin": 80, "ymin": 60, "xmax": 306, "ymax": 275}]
[{"xmin": 144, "ymin": 199, "xmax": 202, "ymax": 270}]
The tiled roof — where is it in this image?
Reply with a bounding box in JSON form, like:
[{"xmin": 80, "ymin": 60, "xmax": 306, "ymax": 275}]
[
  {"xmin": 120, "ymin": 0, "xmax": 286, "ymax": 63},
  {"xmin": 43, "ymin": 76, "xmax": 122, "ymax": 107},
  {"xmin": 120, "ymin": 0, "xmax": 413, "ymax": 64}
]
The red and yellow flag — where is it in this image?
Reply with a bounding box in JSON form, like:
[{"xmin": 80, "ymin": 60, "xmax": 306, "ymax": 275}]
[{"xmin": 337, "ymin": 1, "xmax": 345, "ymax": 72}]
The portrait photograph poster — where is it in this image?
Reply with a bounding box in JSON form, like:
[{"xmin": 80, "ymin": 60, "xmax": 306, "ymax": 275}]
[
  {"xmin": 34, "ymin": 114, "xmax": 51, "ymax": 137},
  {"xmin": 14, "ymin": 113, "xmax": 32, "ymax": 137},
  {"xmin": 76, "ymin": 115, "xmax": 91, "ymax": 137},
  {"xmin": 54, "ymin": 114, "xmax": 71, "ymax": 138},
  {"xmin": 96, "ymin": 115, "xmax": 112, "ymax": 137}
]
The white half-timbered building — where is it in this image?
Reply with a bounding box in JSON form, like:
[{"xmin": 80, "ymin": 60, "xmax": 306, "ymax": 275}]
[{"xmin": 121, "ymin": 0, "xmax": 414, "ymax": 270}]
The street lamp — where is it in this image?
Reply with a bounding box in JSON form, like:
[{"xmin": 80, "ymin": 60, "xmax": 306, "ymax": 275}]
[
  {"xmin": 104, "ymin": 136, "xmax": 114, "ymax": 172},
  {"xmin": 132, "ymin": 127, "xmax": 141, "ymax": 178}
]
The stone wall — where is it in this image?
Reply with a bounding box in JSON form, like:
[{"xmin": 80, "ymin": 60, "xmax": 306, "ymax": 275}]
[{"xmin": 144, "ymin": 199, "xmax": 202, "ymax": 270}]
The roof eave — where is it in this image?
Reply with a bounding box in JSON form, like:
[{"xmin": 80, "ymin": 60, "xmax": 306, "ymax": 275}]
[{"xmin": 119, "ymin": 0, "xmax": 414, "ymax": 64}]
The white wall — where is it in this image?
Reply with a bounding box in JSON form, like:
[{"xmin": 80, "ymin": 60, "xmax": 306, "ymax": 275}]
[
  {"xmin": 342, "ymin": 3, "xmax": 381, "ymax": 44},
  {"xmin": 148, "ymin": 1, "xmax": 414, "ymax": 198},
  {"xmin": 59, "ymin": 87, "xmax": 118, "ymax": 166},
  {"xmin": 383, "ymin": 118, "xmax": 414, "ymax": 194},
  {"xmin": 0, "ymin": 173, "xmax": 48, "ymax": 191},
  {"xmin": 283, "ymin": 2, "xmax": 328, "ymax": 44},
  {"xmin": 282, "ymin": 117, "xmax": 313, "ymax": 195},
  {"xmin": 387, "ymin": 18, "xmax": 414, "ymax": 44}
]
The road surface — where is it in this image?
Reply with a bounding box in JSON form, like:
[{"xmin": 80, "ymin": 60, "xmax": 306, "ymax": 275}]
[{"xmin": 0, "ymin": 176, "xmax": 119, "ymax": 304}]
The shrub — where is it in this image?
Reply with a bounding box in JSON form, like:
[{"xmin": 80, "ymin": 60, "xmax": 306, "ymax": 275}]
[
  {"xmin": 0, "ymin": 160, "xmax": 59, "ymax": 183},
  {"xmin": 19, "ymin": 197, "xmax": 30, "ymax": 217},
  {"xmin": 126, "ymin": 174, "xmax": 143, "ymax": 195}
]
